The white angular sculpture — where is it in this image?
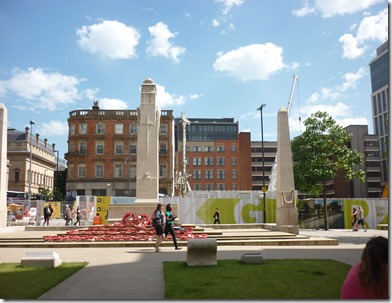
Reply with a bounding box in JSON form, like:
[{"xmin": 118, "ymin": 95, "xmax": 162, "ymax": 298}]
[
  {"xmin": 275, "ymin": 107, "xmax": 299, "ymax": 234},
  {"xmin": 135, "ymin": 78, "xmax": 160, "ymax": 203},
  {"xmin": 0, "ymin": 103, "xmax": 7, "ymax": 227}
]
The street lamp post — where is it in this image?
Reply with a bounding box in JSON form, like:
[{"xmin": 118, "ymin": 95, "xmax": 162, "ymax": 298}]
[
  {"xmin": 27, "ymin": 120, "xmax": 35, "ymax": 211},
  {"xmin": 257, "ymin": 104, "xmax": 266, "ymax": 223}
]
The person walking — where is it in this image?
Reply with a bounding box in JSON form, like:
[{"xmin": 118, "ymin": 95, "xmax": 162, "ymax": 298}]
[
  {"xmin": 43, "ymin": 204, "xmax": 52, "ymax": 226},
  {"xmin": 64, "ymin": 205, "xmax": 73, "ymax": 226},
  {"xmin": 74, "ymin": 206, "xmax": 81, "ymax": 226},
  {"xmin": 152, "ymin": 203, "xmax": 165, "ymax": 252},
  {"xmin": 352, "ymin": 207, "xmax": 358, "ymax": 231},
  {"xmin": 341, "ymin": 236, "xmax": 388, "ymax": 299},
  {"xmin": 357, "ymin": 206, "xmax": 367, "ymax": 232},
  {"xmin": 164, "ymin": 203, "xmax": 181, "ymax": 250},
  {"xmin": 213, "ymin": 208, "xmax": 221, "ymax": 224}
]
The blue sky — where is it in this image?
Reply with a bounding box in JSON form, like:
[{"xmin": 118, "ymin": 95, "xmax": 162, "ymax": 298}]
[{"xmin": 0, "ymin": 0, "xmax": 388, "ymax": 158}]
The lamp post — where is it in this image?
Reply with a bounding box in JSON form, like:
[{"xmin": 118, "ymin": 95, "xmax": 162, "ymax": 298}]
[
  {"xmin": 53, "ymin": 149, "xmax": 59, "ymax": 191},
  {"xmin": 27, "ymin": 120, "xmax": 35, "ymax": 211},
  {"xmin": 257, "ymin": 104, "xmax": 266, "ymax": 223}
]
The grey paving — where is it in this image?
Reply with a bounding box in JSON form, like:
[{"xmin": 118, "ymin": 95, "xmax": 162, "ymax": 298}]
[{"xmin": 0, "ymin": 224, "xmax": 388, "ymax": 300}]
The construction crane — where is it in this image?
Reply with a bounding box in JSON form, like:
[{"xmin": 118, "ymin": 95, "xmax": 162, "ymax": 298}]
[
  {"xmin": 174, "ymin": 112, "xmax": 192, "ymax": 197},
  {"xmin": 287, "ymin": 74, "xmax": 298, "ymax": 115}
]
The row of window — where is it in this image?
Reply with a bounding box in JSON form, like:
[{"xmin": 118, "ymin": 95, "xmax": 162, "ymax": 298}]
[
  {"xmin": 188, "ymin": 146, "xmax": 237, "ymax": 152},
  {"xmin": 188, "ymin": 157, "xmax": 237, "ymax": 166},
  {"xmin": 69, "ymin": 142, "xmax": 168, "ymax": 155},
  {"xmin": 69, "ymin": 123, "xmax": 168, "ymax": 136},
  {"xmin": 68, "ymin": 164, "xmax": 168, "ymax": 178},
  {"xmin": 191, "ymin": 170, "xmax": 237, "ymax": 180},
  {"xmin": 192, "ymin": 184, "xmax": 237, "ymax": 191}
]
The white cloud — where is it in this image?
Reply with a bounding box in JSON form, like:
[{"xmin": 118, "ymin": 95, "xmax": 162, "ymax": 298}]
[
  {"xmin": 339, "ymin": 9, "xmax": 387, "ymax": 59},
  {"xmin": 339, "ymin": 67, "xmax": 367, "ymax": 91},
  {"xmin": 40, "ymin": 120, "xmax": 69, "ymax": 137},
  {"xmin": 76, "ymin": 20, "xmax": 140, "ymax": 59},
  {"xmin": 213, "ymin": 43, "xmax": 286, "ymax": 81},
  {"xmin": 99, "ymin": 98, "xmax": 128, "ymax": 109},
  {"xmin": 293, "ymin": 0, "xmax": 383, "ymax": 18},
  {"xmin": 339, "ymin": 34, "xmax": 365, "ymax": 59},
  {"xmin": 156, "ymin": 84, "xmax": 186, "ymax": 107},
  {"xmin": 212, "ymin": 19, "xmax": 220, "ymax": 27},
  {"xmin": 146, "ymin": 22, "xmax": 186, "ymax": 63},
  {"xmin": 0, "ymin": 67, "xmax": 83, "ymax": 111},
  {"xmin": 215, "ymin": 0, "xmax": 244, "ymax": 15}
]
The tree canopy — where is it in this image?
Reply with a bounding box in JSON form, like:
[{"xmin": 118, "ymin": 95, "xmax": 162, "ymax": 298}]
[{"xmin": 291, "ymin": 111, "xmax": 365, "ymax": 229}]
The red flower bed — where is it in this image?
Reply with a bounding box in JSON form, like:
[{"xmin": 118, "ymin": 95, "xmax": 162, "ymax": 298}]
[{"xmin": 43, "ymin": 212, "xmax": 208, "ymax": 242}]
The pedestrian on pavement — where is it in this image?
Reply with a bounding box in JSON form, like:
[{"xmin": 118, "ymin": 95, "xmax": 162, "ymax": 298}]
[
  {"xmin": 74, "ymin": 206, "xmax": 81, "ymax": 226},
  {"xmin": 43, "ymin": 204, "xmax": 53, "ymax": 226},
  {"xmin": 164, "ymin": 203, "xmax": 181, "ymax": 250},
  {"xmin": 152, "ymin": 203, "xmax": 165, "ymax": 252},
  {"xmin": 341, "ymin": 236, "xmax": 388, "ymax": 299},
  {"xmin": 357, "ymin": 206, "xmax": 367, "ymax": 232},
  {"xmin": 352, "ymin": 207, "xmax": 358, "ymax": 231},
  {"xmin": 64, "ymin": 205, "xmax": 73, "ymax": 226},
  {"xmin": 213, "ymin": 208, "xmax": 221, "ymax": 224}
]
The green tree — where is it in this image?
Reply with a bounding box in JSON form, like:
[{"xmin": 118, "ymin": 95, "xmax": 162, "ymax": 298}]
[{"xmin": 291, "ymin": 111, "xmax": 365, "ymax": 230}]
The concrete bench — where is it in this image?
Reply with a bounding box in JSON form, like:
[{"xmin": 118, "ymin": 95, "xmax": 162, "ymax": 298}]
[
  {"xmin": 21, "ymin": 251, "xmax": 62, "ymax": 268},
  {"xmin": 241, "ymin": 253, "xmax": 264, "ymax": 264},
  {"xmin": 187, "ymin": 238, "xmax": 217, "ymax": 266},
  {"xmin": 377, "ymin": 224, "xmax": 388, "ymax": 230}
]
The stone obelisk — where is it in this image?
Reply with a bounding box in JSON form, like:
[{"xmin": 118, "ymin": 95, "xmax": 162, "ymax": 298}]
[
  {"xmin": 275, "ymin": 107, "xmax": 299, "ymax": 234},
  {"xmin": 135, "ymin": 78, "xmax": 160, "ymax": 203},
  {"xmin": 0, "ymin": 104, "xmax": 8, "ymax": 227}
]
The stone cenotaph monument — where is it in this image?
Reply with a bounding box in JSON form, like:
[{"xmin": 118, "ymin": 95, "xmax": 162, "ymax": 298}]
[
  {"xmin": 135, "ymin": 78, "xmax": 160, "ymax": 204},
  {"xmin": 0, "ymin": 103, "xmax": 8, "ymax": 227},
  {"xmin": 275, "ymin": 107, "xmax": 299, "ymax": 234}
]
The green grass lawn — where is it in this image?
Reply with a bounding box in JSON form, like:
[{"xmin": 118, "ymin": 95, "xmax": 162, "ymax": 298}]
[
  {"xmin": 164, "ymin": 259, "xmax": 351, "ymax": 299},
  {"xmin": 0, "ymin": 262, "xmax": 88, "ymax": 299}
]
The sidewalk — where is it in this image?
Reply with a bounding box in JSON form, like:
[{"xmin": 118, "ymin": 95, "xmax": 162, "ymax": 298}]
[{"xmin": 0, "ymin": 226, "xmax": 388, "ymax": 300}]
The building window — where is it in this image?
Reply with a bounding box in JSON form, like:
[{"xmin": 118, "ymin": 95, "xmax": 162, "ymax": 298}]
[
  {"xmin": 115, "ymin": 142, "xmax": 123, "ymax": 155},
  {"xmin": 96, "ymin": 142, "xmax": 104, "ymax": 154},
  {"xmin": 68, "ymin": 164, "xmax": 74, "ymax": 178},
  {"xmin": 14, "ymin": 171, "xmax": 20, "ymax": 182},
  {"xmin": 78, "ymin": 164, "xmax": 86, "ymax": 178},
  {"xmin": 205, "ymin": 184, "xmax": 214, "ymax": 191},
  {"xmin": 130, "ymin": 124, "xmax": 137, "ymax": 135},
  {"xmin": 79, "ymin": 142, "xmax": 87, "ymax": 153},
  {"xmin": 115, "ymin": 123, "xmax": 123, "ymax": 134},
  {"xmin": 192, "ymin": 146, "xmax": 202, "ymax": 152},
  {"xmin": 192, "ymin": 157, "xmax": 202, "ymax": 166},
  {"xmin": 193, "ymin": 170, "xmax": 202, "ymax": 180},
  {"xmin": 96, "ymin": 164, "xmax": 104, "ymax": 177},
  {"xmin": 114, "ymin": 164, "xmax": 123, "ymax": 177},
  {"xmin": 232, "ymin": 157, "xmax": 237, "ymax": 166},
  {"xmin": 217, "ymin": 184, "xmax": 226, "ymax": 190},
  {"xmin": 70, "ymin": 124, "xmax": 75, "ymax": 135},
  {"xmin": 205, "ymin": 170, "xmax": 214, "ymax": 180},
  {"xmin": 217, "ymin": 170, "xmax": 225, "ymax": 179},
  {"xmin": 231, "ymin": 146, "xmax": 237, "ymax": 152},
  {"xmin": 160, "ymin": 164, "xmax": 167, "ymax": 178},
  {"xmin": 194, "ymin": 184, "xmax": 203, "ymax": 190},
  {"xmin": 216, "ymin": 146, "xmax": 225, "ymax": 152},
  {"xmin": 130, "ymin": 144, "xmax": 137, "ymax": 154},
  {"xmin": 79, "ymin": 123, "xmax": 87, "ymax": 134},
  {"xmin": 232, "ymin": 170, "xmax": 237, "ymax": 180},
  {"xmin": 217, "ymin": 158, "xmax": 225, "ymax": 166},
  {"xmin": 204, "ymin": 146, "xmax": 213, "ymax": 152},
  {"xmin": 130, "ymin": 165, "xmax": 136, "ymax": 177},
  {"xmin": 70, "ymin": 143, "xmax": 75, "ymax": 152},
  {"xmin": 160, "ymin": 143, "xmax": 167, "ymax": 153},
  {"xmin": 205, "ymin": 157, "xmax": 213, "ymax": 166},
  {"xmin": 96, "ymin": 123, "xmax": 105, "ymax": 134},
  {"xmin": 160, "ymin": 124, "xmax": 167, "ymax": 135},
  {"xmin": 232, "ymin": 184, "xmax": 237, "ymax": 190}
]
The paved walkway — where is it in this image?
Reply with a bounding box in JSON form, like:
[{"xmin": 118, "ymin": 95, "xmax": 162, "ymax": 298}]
[{"xmin": 0, "ymin": 226, "xmax": 388, "ymax": 300}]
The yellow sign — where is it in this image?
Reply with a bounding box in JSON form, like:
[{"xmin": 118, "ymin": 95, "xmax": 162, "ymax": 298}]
[
  {"xmin": 262, "ymin": 186, "xmax": 267, "ymax": 193},
  {"xmin": 96, "ymin": 196, "xmax": 110, "ymax": 224}
]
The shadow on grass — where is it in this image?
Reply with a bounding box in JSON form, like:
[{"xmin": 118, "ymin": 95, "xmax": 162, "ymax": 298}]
[{"xmin": 0, "ymin": 262, "xmax": 88, "ymax": 299}]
